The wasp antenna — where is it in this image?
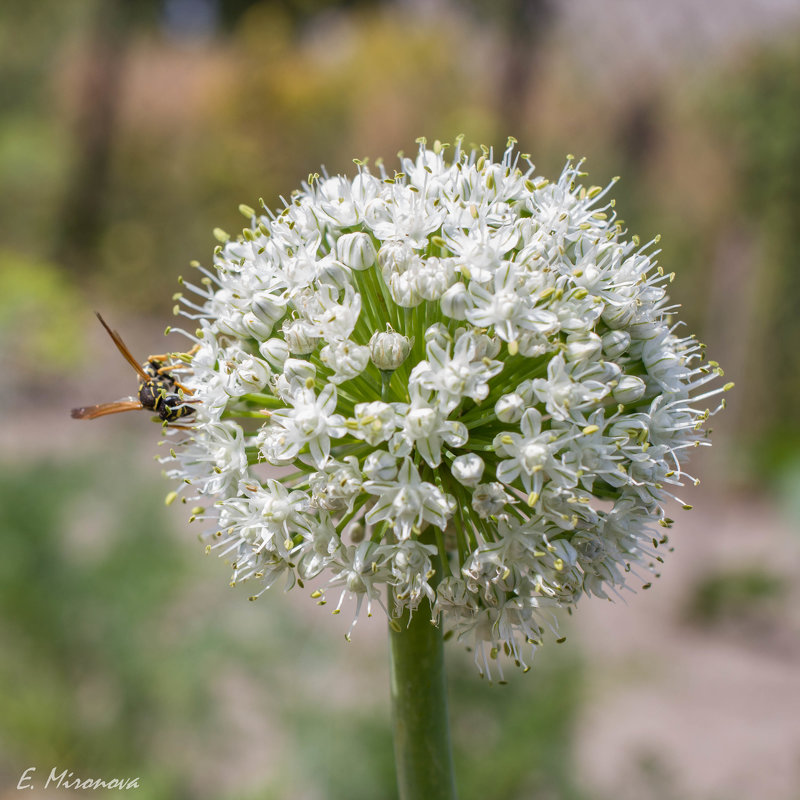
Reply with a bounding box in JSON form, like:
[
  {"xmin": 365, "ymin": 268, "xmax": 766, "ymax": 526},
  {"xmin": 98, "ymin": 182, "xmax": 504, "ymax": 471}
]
[{"xmin": 95, "ymin": 312, "xmax": 150, "ymax": 381}]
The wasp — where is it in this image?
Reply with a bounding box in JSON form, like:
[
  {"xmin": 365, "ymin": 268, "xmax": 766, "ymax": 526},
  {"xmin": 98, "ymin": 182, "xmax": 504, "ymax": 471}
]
[{"xmin": 71, "ymin": 313, "xmax": 196, "ymax": 423}]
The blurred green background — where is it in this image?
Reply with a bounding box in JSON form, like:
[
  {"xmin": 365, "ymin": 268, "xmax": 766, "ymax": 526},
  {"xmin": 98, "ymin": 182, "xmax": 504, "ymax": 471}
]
[{"xmin": 1, "ymin": 1, "xmax": 799, "ymax": 798}]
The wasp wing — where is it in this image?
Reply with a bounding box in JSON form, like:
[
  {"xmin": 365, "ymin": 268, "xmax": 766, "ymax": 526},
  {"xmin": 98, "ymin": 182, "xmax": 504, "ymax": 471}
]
[
  {"xmin": 71, "ymin": 399, "xmax": 144, "ymax": 420},
  {"xmin": 95, "ymin": 312, "xmax": 150, "ymax": 381}
]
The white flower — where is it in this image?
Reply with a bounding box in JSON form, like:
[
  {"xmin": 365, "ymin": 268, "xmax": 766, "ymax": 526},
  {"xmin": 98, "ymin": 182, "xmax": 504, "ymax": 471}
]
[
  {"xmin": 163, "ymin": 137, "xmax": 730, "ymax": 677},
  {"xmin": 445, "ymin": 223, "xmax": 519, "ymax": 284},
  {"xmin": 494, "ymin": 408, "xmax": 577, "ymax": 499},
  {"xmin": 320, "ymin": 339, "xmax": 370, "ymax": 384},
  {"xmin": 389, "ymin": 539, "xmax": 438, "ymax": 611},
  {"xmin": 258, "ymin": 383, "xmax": 343, "ymax": 469},
  {"xmin": 409, "ymin": 331, "xmax": 503, "ymax": 414},
  {"xmin": 364, "ymin": 457, "xmax": 456, "ymax": 539},
  {"xmin": 241, "ymin": 478, "xmax": 312, "ymax": 547},
  {"xmin": 390, "ymin": 388, "xmax": 468, "ymax": 468},
  {"xmin": 327, "ymin": 540, "xmax": 391, "ymax": 630},
  {"xmin": 465, "ymin": 262, "xmax": 559, "ymax": 345},
  {"xmin": 365, "ymin": 182, "xmax": 445, "ymax": 248},
  {"xmin": 163, "ymin": 420, "xmax": 248, "ymax": 498},
  {"xmin": 309, "ymin": 456, "xmax": 363, "ymax": 512},
  {"xmin": 348, "ymin": 401, "xmax": 398, "ymax": 446},
  {"xmin": 296, "ymin": 283, "xmax": 362, "ymax": 341},
  {"xmin": 531, "ymin": 354, "xmax": 611, "ymax": 423}
]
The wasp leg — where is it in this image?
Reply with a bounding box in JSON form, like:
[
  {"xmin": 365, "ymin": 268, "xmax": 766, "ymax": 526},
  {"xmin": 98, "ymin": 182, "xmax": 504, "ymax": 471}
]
[
  {"xmin": 155, "ymin": 363, "xmax": 182, "ymax": 375},
  {"xmin": 148, "ymin": 344, "xmax": 200, "ymax": 362},
  {"xmin": 153, "ymin": 362, "xmax": 196, "ymax": 395}
]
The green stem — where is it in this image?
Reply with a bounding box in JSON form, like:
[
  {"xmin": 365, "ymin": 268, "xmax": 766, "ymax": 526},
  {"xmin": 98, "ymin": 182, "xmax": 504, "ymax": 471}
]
[
  {"xmin": 381, "ymin": 370, "xmax": 393, "ymax": 402},
  {"xmin": 388, "ymin": 589, "xmax": 458, "ymax": 800}
]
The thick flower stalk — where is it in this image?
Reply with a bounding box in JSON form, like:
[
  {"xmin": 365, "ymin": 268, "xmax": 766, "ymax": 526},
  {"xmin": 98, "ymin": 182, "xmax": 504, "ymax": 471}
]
[{"xmin": 162, "ymin": 136, "xmax": 730, "ymax": 678}]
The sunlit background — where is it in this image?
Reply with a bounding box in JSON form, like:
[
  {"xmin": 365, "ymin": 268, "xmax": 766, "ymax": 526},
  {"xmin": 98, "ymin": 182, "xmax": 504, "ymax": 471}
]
[{"xmin": 1, "ymin": 1, "xmax": 799, "ymax": 798}]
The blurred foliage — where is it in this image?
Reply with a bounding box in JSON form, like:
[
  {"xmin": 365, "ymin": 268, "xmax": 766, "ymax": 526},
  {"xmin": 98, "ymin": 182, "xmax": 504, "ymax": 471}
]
[
  {"xmin": 713, "ymin": 38, "xmax": 800, "ymax": 232},
  {"xmin": 0, "ymin": 251, "xmax": 86, "ymax": 373},
  {"xmin": 0, "ymin": 454, "xmax": 200, "ymax": 796},
  {"xmin": 450, "ymin": 652, "xmax": 586, "ymax": 800},
  {"xmin": 98, "ymin": 2, "xmax": 494, "ymax": 308},
  {"xmin": 684, "ymin": 565, "xmax": 788, "ymax": 627},
  {"xmin": 285, "ymin": 648, "xmax": 588, "ymax": 800},
  {"xmin": 287, "ymin": 706, "xmax": 398, "ymax": 800},
  {"xmin": 704, "ymin": 34, "xmax": 800, "ymax": 473},
  {"xmin": 0, "ymin": 451, "xmax": 329, "ymax": 797}
]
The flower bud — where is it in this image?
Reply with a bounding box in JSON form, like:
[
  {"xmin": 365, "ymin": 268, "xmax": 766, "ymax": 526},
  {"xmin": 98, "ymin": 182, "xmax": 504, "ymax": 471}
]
[
  {"xmin": 389, "ymin": 270, "xmax": 423, "ymax": 307},
  {"xmin": 316, "ymin": 259, "xmax": 350, "ymax": 290},
  {"xmin": 627, "ymin": 316, "xmax": 661, "ymax": 341},
  {"xmin": 415, "ymin": 257, "xmax": 456, "ymax": 301},
  {"xmin": 337, "ymin": 232, "xmax": 377, "ymax": 271},
  {"xmin": 516, "ymin": 331, "xmax": 548, "ymax": 357},
  {"xmin": 241, "ymin": 311, "xmax": 274, "ymax": 340},
  {"xmin": 495, "ymin": 393, "xmax": 525, "ymax": 423},
  {"xmin": 282, "ymin": 319, "xmax": 320, "ymax": 355},
  {"xmin": 424, "ymin": 322, "xmax": 452, "ymax": 350},
  {"xmin": 349, "ymin": 522, "xmax": 366, "ymax": 544},
  {"xmin": 601, "ymin": 329, "xmax": 631, "ymax": 360},
  {"xmin": 224, "ymin": 353, "xmax": 271, "ymax": 395},
  {"xmin": 259, "ymin": 337, "xmax": 289, "ymax": 368},
  {"xmin": 601, "ymin": 294, "xmax": 636, "ymax": 329},
  {"xmin": 363, "ymin": 450, "xmax": 397, "ymax": 481},
  {"xmin": 378, "ymin": 241, "xmax": 416, "ymax": 281},
  {"xmin": 369, "ymin": 327, "xmax": 412, "ymax": 371},
  {"xmin": 252, "ymin": 291, "xmax": 287, "ymax": 330},
  {"xmin": 283, "ymin": 358, "xmax": 317, "ymax": 385},
  {"xmin": 565, "ymin": 332, "xmax": 602, "ymax": 362},
  {"xmin": 406, "ymin": 407, "xmax": 438, "ymax": 438},
  {"xmin": 451, "ymin": 454, "xmax": 485, "ymax": 488},
  {"xmin": 320, "ymin": 339, "xmax": 370, "ymax": 384},
  {"xmin": 469, "ymin": 330, "xmax": 502, "ymax": 359},
  {"xmin": 612, "ymin": 375, "xmax": 646, "ymax": 404},
  {"xmin": 440, "ymin": 282, "xmax": 470, "ymax": 320}
]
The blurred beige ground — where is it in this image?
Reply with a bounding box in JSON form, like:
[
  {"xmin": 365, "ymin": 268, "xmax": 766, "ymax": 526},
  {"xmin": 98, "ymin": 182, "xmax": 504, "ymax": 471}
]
[{"xmin": 573, "ymin": 488, "xmax": 800, "ymax": 800}]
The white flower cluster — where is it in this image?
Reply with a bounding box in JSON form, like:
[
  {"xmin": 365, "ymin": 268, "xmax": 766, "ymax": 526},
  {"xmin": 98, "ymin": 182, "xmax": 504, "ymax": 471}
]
[{"xmin": 163, "ymin": 137, "xmax": 730, "ymax": 677}]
